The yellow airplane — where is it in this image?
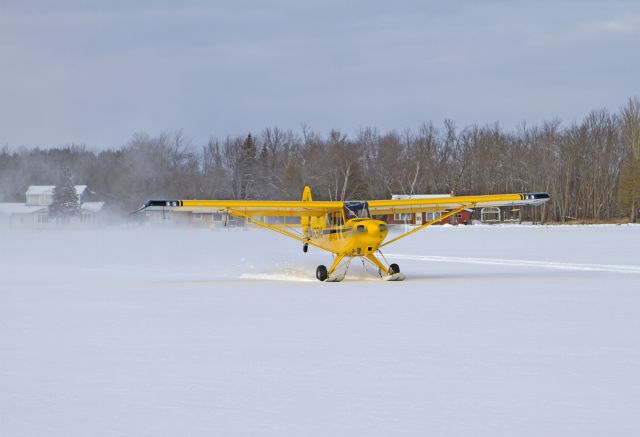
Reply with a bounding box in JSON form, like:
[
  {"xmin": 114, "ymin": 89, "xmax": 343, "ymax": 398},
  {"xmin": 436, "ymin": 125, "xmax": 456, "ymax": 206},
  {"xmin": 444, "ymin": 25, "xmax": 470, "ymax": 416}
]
[{"xmin": 137, "ymin": 187, "xmax": 550, "ymax": 281}]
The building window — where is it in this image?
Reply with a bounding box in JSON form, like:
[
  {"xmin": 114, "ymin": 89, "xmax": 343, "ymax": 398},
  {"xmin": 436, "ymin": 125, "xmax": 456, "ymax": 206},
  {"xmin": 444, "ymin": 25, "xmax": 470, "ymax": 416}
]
[
  {"xmin": 426, "ymin": 212, "xmax": 442, "ymax": 221},
  {"xmin": 394, "ymin": 213, "xmax": 412, "ymax": 221}
]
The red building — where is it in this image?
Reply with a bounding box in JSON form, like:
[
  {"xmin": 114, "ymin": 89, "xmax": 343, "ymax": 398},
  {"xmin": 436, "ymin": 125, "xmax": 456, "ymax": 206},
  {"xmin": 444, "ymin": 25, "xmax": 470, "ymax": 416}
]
[{"xmin": 385, "ymin": 194, "xmax": 474, "ymax": 226}]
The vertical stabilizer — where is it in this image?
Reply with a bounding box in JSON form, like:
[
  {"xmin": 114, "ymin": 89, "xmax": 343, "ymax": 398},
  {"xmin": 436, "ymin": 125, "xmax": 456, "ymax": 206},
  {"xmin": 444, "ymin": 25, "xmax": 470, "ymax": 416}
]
[
  {"xmin": 301, "ymin": 186, "xmax": 312, "ymax": 238},
  {"xmin": 302, "ymin": 185, "xmax": 312, "ymax": 202}
]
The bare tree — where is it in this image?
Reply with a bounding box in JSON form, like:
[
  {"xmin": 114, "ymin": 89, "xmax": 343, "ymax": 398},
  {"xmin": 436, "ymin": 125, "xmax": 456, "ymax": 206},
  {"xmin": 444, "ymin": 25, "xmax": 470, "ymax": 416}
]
[
  {"xmin": 2, "ymin": 97, "xmax": 638, "ymax": 222},
  {"xmin": 618, "ymin": 98, "xmax": 640, "ymax": 222}
]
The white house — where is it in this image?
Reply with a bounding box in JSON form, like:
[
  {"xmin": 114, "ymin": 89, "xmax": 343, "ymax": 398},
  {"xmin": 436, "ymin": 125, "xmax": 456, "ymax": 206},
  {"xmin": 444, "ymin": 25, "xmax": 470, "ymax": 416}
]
[
  {"xmin": 0, "ymin": 185, "xmax": 104, "ymax": 228},
  {"xmin": 25, "ymin": 185, "xmax": 89, "ymax": 206},
  {"xmin": 0, "ymin": 203, "xmax": 49, "ymax": 228},
  {"xmin": 79, "ymin": 201, "xmax": 106, "ymax": 223}
]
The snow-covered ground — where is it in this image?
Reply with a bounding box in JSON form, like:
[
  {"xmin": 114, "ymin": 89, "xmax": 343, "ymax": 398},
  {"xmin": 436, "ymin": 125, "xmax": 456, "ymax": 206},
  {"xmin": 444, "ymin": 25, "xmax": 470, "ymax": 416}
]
[{"xmin": 1, "ymin": 224, "xmax": 640, "ymax": 436}]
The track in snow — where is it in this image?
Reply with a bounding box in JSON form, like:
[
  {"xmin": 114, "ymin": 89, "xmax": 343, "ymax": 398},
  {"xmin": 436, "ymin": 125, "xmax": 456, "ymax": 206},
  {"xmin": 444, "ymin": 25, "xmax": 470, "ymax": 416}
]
[{"xmin": 387, "ymin": 254, "xmax": 640, "ymax": 274}]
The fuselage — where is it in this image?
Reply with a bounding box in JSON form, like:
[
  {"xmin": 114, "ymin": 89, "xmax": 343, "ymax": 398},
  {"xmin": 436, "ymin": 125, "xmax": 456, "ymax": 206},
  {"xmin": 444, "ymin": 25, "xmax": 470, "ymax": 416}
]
[{"xmin": 308, "ymin": 218, "xmax": 389, "ymax": 255}]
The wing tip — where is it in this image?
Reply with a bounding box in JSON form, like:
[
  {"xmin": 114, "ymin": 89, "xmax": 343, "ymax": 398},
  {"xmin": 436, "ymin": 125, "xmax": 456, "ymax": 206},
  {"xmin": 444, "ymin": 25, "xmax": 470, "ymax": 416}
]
[
  {"xmin": 133, "ymin": 199, "xmax": 183, "ymax": 213},
  {"xmin": 145, "ymin": 200, "xmax": 183, "ymax": 207},
  {"xmin": 521, "ymin": 192, "xmax": 550, "ymax": 200},
  {"xmin": 519, "ymin": 192, "xmax": 550, "ymax": 205}
]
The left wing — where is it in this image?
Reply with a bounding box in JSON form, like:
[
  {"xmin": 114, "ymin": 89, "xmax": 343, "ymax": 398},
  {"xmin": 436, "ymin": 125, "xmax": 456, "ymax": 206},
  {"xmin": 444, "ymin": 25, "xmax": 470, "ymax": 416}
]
[
  {"xmin": 368, "ymin": 192, "xmax": 550, "ymax": 247},
  {"xmin": 368, "ymin": 192, "xmax": 550, "ymax": 215}
]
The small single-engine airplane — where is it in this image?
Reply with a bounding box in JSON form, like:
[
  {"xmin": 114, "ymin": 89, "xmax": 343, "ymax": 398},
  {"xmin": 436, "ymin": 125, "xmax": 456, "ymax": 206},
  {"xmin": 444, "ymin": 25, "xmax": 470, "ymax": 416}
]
[{"xmin": 137, "ymin": 187, "xmax": 549, "ymax": 281}]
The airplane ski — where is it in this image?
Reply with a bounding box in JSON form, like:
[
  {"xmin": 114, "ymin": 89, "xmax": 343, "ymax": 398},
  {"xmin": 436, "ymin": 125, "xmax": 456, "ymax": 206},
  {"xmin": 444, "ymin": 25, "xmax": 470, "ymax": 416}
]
[
  {"xmin": 325, "ymin": 272, "xmax": 347, "ymax": 282},
  {"xmin": 383, "ymin": 273, "xmax": 406, "ymax": 281}
]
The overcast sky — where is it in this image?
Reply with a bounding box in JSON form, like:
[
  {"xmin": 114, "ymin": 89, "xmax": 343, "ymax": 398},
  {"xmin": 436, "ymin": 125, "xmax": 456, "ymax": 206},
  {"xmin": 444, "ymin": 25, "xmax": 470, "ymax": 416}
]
[{"xmin": 1, "ymin": 0, "xmax": 639, "ymax": 149}]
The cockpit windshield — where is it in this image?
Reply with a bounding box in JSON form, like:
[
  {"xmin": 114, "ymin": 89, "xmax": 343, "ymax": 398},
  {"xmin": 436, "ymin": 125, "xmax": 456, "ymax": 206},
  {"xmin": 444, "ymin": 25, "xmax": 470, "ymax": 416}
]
[{"xmin": 344, "ymin": 201, "xmax": 371, "ymax": 220}]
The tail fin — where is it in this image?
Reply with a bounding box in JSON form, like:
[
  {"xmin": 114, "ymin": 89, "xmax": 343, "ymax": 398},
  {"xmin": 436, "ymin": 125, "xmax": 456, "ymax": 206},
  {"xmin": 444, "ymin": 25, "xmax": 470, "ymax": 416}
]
[
  {"xmin": 301, "ymin": 186, "xmax": 312, "ymax": 238},
  {"xmin": 302, "ymin": 185, "xmax": 312, "ymax": 202}
]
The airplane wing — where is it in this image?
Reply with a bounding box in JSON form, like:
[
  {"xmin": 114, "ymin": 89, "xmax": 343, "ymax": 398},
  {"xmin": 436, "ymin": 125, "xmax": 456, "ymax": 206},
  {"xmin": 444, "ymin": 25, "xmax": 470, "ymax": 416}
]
[
  {"xmin": 135, "ymin": 198, "xmax": 345, "ymax": 252},
  {"xmin": 368, "ymin": 192, "xmax": 550, "ymax": 247},
  {"xmin": 135, "ymin": 192, "xmax": 550, "ymax": 252},
  {"xmin": 137, "ymin": 192, "xmax": 550, "ymax": 218},
  {"xmin": 137, "ymin": 199, "xmax": 343, "ymax": 217},
  {"xmin": 367, "ymin": 192, "xmax": 550, "ymax": 215}
]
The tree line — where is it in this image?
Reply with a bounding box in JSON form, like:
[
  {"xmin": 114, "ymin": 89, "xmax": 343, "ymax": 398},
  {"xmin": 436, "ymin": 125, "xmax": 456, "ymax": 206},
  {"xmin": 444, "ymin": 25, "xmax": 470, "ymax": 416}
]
[{"xmin": 1, "ymin": 98, "xmax": 639, "ymax": 222}]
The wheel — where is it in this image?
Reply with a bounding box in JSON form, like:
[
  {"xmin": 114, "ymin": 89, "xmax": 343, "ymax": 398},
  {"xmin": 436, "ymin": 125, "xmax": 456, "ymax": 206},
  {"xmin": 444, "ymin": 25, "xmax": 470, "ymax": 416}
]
[
  {"xmin": 316, "ymin": 265, "xmax": 328, "ymax": 281},
  {"xmin": 303, "ymin": 243, "xmax": 308, "ymax": 253},
  {"xmin": 389, "ymin": 263, "xmax": 400, "ymax": 274}
]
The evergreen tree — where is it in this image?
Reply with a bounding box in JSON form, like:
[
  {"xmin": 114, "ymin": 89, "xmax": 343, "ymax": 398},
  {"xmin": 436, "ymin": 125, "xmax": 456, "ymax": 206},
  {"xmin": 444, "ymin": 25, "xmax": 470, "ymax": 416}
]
[
  {"xmin": 239, "ymin": 133, "xmax": 257, "ymax": 199},
  {"xmin": 50, "ymin": 166, "xmax": 80, "ymax": 220}
]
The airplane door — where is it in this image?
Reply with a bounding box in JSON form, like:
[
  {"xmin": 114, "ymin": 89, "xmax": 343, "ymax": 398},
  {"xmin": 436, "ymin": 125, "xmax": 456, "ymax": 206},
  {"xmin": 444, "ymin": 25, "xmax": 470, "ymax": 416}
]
[{"xmin": 415, "ymin": 212, "xmax": 422, "ymax": 226}]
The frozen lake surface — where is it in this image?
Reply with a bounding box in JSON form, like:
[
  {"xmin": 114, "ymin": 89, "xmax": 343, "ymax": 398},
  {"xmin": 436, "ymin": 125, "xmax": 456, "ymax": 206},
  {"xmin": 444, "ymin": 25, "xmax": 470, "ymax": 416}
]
[{"xmin": 2, "ymin": 224, "xmax": 640, "ymax": 436}]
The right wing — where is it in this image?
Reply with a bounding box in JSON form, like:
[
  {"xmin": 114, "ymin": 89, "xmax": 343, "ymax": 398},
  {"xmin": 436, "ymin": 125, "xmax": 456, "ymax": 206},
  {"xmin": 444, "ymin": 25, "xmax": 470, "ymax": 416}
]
[
  {"xmin": 135, "ymin": 198, "xmax": 345, "ymax": 252},
  {"xmin": 136, "ymin": 199, "xmax": 343, "ymax": 217}
]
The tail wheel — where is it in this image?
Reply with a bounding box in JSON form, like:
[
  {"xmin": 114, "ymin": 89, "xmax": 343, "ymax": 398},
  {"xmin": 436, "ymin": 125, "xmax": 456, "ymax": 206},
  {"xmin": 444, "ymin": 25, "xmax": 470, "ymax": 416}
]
[
  {"xmin": 303, "ymin": 243, "xmax": 308, "ymax": 253},
  {"xmin": 316, "ymin": 265, "xmax": 328, "ymax": 281},
  {"xmin": 389, "ymin": 263, "xmax": 400, "ymax": 274}
]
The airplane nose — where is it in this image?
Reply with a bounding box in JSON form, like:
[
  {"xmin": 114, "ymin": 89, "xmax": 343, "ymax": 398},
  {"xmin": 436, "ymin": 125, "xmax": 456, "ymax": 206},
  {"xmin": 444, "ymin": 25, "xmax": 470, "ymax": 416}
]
[{"xmin": 368, "ymin": 222, "xmax": 387, "ymax": 235}]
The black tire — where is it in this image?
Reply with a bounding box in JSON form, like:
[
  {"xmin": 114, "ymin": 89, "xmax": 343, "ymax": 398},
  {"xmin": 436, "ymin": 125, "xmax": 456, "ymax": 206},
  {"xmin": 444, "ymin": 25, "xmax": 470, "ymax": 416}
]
[
  {"xmin": 389, "ymin": 263, "xmax": 400, "ymax": 274},
  {"xmin": 303, "ymin": 243, "xmax": 308, "ymax": 253},
  {"xmin": 316, "ymin": 265, "xmax": 328, "ymax": 281}
]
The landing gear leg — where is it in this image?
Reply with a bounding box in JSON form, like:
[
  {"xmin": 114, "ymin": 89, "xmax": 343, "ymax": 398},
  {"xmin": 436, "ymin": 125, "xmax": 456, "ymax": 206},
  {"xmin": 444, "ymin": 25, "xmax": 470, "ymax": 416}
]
[
  {"xmin": 328, "ymin": 254, "xmax": 346, "ymax": 276},
  {"xmin": 317, "ymin": 254, "xmax": 350, "ymax": 282},
  {"xmin": 364, "ymin": 254, "xmax": 389, "ymax": 275},
  {"xmin": 364, "ymin": 254, "xmax": 405, "ymax": 281}
]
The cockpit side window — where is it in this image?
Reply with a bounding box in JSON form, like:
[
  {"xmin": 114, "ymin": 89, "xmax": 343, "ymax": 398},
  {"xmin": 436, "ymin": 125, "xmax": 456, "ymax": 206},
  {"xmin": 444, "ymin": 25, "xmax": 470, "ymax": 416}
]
[{"xmin": 344, "ymin": 201, "xmax": 371, "ymax": 219}]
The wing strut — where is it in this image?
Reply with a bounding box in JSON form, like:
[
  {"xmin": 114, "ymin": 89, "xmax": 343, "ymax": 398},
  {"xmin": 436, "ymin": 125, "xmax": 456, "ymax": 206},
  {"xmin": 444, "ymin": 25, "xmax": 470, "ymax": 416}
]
[{"xmin": 380, "ymin": 204, "xmax": 473, "ymax": 248}]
